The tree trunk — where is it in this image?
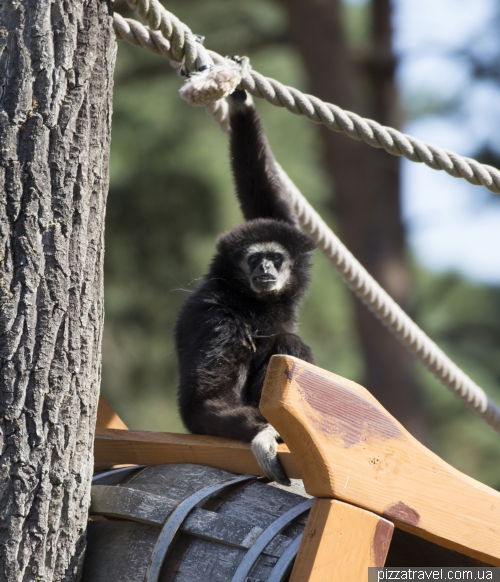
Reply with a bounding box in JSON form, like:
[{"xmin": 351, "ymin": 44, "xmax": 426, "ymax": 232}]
[
  {"xmin": 0, "ymin": 1, "xmax": 115, "ymax": 580},
  {"xmin": 280, "ymin": 0, "xmax": 429, "ymax": 440}
]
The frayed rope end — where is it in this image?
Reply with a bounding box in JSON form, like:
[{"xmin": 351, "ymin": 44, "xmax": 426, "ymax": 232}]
[{"xmin": 179, "ymin": 61, "xmax": 244, "ymax": 107}]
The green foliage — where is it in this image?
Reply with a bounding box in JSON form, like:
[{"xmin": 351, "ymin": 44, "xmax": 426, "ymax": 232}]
[
  {"xmin": 416, "ymin": 271, "xmax": 500, "ymax": 488},
  {"xmin": 103, "ymin": 0, "xmax": 500, "ymax": 488},
  {"xmin": 104, "ymin": 43, "xmax": 227, "ymax": 432},
  {"xmin": 342, "ymin": 0, "xmax": 371, "ymax": 51}
]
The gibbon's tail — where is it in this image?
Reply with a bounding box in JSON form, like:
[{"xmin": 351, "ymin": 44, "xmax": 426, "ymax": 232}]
[{"xmin": 228, "ymin": 90, "xmax": 299, "ymax": 227}]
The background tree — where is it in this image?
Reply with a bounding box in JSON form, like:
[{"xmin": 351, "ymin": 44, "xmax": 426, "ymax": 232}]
[
  {"xmin": 279, "ymin": 0, "xmax": 427, "ymax": 440},
  {"xmin": 0, "ymin": 1, "xmax": 114, "ymax": 579}
]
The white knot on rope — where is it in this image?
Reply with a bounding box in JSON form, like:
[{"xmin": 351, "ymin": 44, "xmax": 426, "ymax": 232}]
[{"xmin": 179, "ymin": 58, "xmax": 249, "ymax": 107}]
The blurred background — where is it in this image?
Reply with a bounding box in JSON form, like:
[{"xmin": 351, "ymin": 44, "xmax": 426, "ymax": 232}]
[{"xmin": 104, "ymin": 0, "xmax": 500, "ymax": 488}]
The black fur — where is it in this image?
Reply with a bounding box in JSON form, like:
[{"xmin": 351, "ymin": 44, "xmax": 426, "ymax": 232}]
[
  {"xmin": 228, "ymin": 94, "xmax": 300, "ymax": 227},
  {"xmin": 175, "ymin": 93, "xmax": 315, "ymax": 446}
]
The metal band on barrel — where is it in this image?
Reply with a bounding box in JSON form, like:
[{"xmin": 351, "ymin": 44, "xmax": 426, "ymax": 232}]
[
  {"xmin": 267, "ymin": 533, "xmax": 303, "ymax": 582},
  {"xmin": 144, "ymin": 474, "xmax": 255, "ymax": 582},
  {"xmin": 231, "ymin": 498, "xmax": 313, "ymax": 582},
  {"xmin": 92, "ymin": 465, "xmax": 146, "ymax": 483}
]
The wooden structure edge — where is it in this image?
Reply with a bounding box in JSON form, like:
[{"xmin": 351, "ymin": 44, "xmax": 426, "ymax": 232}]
[
  {"xmin": 94, "ymin": 427, "xmax": 301, "ymax": 478},
  {"xmin": 95, "ymin": 360, "xmax": 500, "ymax": 567},
  {"xmin": 260, "ymin": 355, "xmax": 500, "ymax": 566}
]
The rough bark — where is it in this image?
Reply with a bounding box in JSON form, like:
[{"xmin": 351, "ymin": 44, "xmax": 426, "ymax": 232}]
[
  {"xmin": 280, "ymin": 0, "xmax": 429, "ymax": 440},
  {"xmin": 0, "ymin": 0, "xmax": 115, "ymax": 580}
]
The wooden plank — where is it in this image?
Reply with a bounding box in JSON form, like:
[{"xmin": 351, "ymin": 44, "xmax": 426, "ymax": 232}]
[
  {"xmin": 96, "ymin": 395, "xmax": 128, "ymax": 430},
  {"xmin": 94, "ymin": 428, "xmax": 302, "ymax": 479},
  {"xmin": 90, "ymin": 485, "xmax": 265, "ymax": 550},
  {"xmin": 90, "ymin": 484, "xmax": 176, "ymax": 524},
  {"xmin": 290, "ymin": 498, "xmax": 394, "ymax": 582},
  {"xmin": 260, "ymin": 355, "xmax": 500, "ymax": 566},
  {"xmin": 83, "ymin": 521, "xmax": 159, "ymax": 582}
]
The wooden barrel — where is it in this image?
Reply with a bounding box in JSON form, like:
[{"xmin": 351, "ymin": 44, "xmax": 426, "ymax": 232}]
[{"xmin": 83, "ymin": 463, "xmax": 312, "ymax": 582}]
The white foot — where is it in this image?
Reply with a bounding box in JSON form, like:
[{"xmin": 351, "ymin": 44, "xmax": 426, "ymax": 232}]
[{"xmin": 251, "ymin": 425, "xmax": 291, "ymax": 486}]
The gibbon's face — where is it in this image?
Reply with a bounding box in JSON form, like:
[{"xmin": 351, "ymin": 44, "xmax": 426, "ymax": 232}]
[{"xmin": 240, "ymin": 242, "xmax": 293, "ymax": 295}]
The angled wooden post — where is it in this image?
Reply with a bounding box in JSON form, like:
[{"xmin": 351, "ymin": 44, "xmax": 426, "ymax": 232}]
[
  {"xmin": 260, "ymin": 355, "xmax": 500, "ymax": 567},
  {"xmin": 96, "ymin": 394, "xmax": 128, "ymax": 430}
]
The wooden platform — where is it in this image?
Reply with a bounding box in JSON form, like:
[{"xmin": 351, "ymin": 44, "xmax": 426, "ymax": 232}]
[{"xmin": 95, "ymin": 356, "xmax": 500, "ymax": 578}]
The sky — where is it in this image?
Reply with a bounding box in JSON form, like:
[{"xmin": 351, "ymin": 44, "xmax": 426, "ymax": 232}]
[{"xmin": 353, "ymin": 0, "xmax": 500, "ymax": 283}]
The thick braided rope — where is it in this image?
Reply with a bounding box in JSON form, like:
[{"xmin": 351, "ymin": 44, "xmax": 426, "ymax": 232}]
[
  {"xmin": 115, "ymin": 3, "xmax": 500, "ymax": 194},
  {"xmin": 113, "ymin": 12, "xmax": 500, "ymax": 432},
  {"xmin": 277, "ymin": 167, "xmax": 500, "ymax": 431}
]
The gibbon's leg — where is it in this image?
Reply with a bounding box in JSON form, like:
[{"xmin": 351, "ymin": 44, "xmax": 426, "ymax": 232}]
[
  {"xmin": 273, "ymin": 333, "xmax": 315, "ymax": 365},
  {"xmin": 246, "ymin": 334, "xmax": 315, "ymax": 487},
  {"xmin": 186, "ymin": 395, "xmax": 291, "ymax": 486},
  {"xmin": 185, "ymin": 394, "xmax": 267, "ymax": 443},
  {"xmin": 245, "ymin": 333, "xmax": 315, "ymax": 407}
]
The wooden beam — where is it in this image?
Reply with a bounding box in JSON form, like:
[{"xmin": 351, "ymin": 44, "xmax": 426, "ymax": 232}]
[
  {"xmin": 94, "ymin": 428, "xmax": 302, "ymax": 478},
  {"xmin": 96, "ymin": 395, "xmax": 128, "ymax": 430},
  {"xmin": 290, "ymin": 499, "xmax": 394, "ymax": 582},
  {"xmin": 260, "ymin": 355, "xmax": 500, "ymax": 566}
]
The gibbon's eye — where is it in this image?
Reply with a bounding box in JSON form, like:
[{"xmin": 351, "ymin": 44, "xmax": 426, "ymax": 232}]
[
  {"xmin": 247, "ymin": 254, "xmax": 261, "ymax": 269},
  {"xmin": 270, "ymin": 253, "xmax": 283, "ymax": 268}
]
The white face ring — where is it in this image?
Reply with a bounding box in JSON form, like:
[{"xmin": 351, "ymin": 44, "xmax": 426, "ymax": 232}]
[{"xmin": 240, "ymin": 242, "xmax": 293, "ymax": 294}]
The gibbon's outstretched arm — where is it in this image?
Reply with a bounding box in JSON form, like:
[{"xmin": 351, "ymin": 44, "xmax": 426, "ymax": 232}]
[{"xmin": 228, "ymin": 90, "xmax": 299, "ymax": 228}]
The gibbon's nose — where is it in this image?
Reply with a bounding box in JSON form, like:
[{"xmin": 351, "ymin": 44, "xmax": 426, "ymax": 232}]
[{"xmin": 261, "ymin": 259, "xmax": 274, "ymax": 273}]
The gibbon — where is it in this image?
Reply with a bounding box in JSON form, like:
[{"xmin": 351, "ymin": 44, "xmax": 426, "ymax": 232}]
[{"xmin": 175, "ymin": 90, "xmax": 315, "ymax": 484}]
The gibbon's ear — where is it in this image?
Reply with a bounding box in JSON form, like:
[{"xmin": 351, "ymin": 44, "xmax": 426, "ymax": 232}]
[{"xmin": 227, "ymin": 91, "xmax": 299, "ymax": 227}]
